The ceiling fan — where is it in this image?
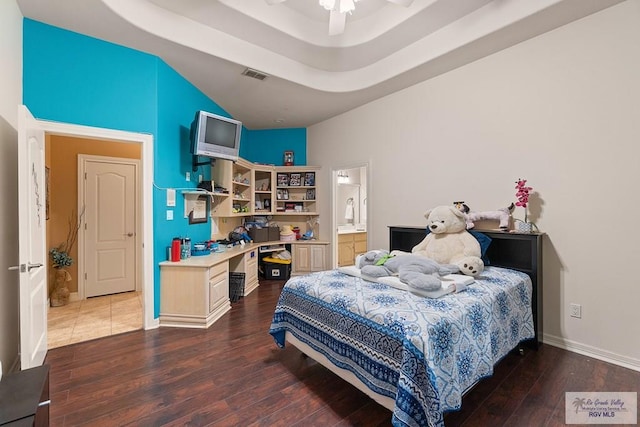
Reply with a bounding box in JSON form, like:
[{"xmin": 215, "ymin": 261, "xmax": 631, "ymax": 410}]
[{"xmin": 265, "ymin": 0, "xmax": 414, "ymax": 36}]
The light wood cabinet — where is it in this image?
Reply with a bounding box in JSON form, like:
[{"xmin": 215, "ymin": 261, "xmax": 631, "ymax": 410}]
[
  {"xmin": 160, "ymin": 261, "xmax": 230, "ymax": 328},
  {"xmin": 159, "ymin": 245, "xmax": 260, "ymax": 329},
  {"xmin": 291, "ymin": 242, "xmax": 328, "ymax": 275},
  {"xmin": 229, "ymin": 247, "xmax": 259, "ymax": 295},
  {"xmin": 338, "ymin": 232, "xmax": 367, "ymax": 267}
]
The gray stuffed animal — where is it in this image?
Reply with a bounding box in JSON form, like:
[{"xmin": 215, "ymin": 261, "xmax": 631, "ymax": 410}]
[{"xmin": 358, "ymin": 250, "xmax": 459, "ymax": 291}]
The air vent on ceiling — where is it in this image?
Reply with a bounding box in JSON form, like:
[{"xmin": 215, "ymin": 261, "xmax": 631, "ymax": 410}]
[{"xmin": 242, "ymin": 68, "xmax": 269, "ymax": 81}]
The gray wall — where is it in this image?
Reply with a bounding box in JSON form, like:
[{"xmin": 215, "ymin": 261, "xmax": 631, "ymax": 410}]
[{"xmin": 309, "ymin": 1, "xmax": 640, "ymax": 369}]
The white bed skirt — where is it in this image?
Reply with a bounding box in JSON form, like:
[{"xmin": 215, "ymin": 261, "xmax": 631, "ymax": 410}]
[{"xmin": 285, "ymin": 331, "xmax": 395, "ymax": 412}]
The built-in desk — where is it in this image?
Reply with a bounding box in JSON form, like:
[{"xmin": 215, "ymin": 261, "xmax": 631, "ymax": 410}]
[
  {"xmin": 159, "ymin": 239, "xmax": 329, "ymax": 328},
  {"xmin": 159, "ymin": 244, "xmax": 259, "ymax": 328}
]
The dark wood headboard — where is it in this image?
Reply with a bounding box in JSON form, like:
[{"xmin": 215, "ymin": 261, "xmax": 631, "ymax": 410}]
[{"xmin": 389, "ymin": 226, "xmax": 543, "ymax": 347}]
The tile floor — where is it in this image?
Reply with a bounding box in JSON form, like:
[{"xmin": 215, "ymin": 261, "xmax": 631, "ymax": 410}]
[{"xmin": 47, "ymin": 291, "xmax": 143, "ymax": 349}]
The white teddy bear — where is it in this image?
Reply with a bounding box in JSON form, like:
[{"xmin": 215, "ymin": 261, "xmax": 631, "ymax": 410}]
[{"xmin": 412, "ymin": 205, "xmax": 484, "ymax": 277}]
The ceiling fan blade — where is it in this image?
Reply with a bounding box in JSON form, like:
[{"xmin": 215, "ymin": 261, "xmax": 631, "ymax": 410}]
[
  {"xmin": 387, "ymin": 0, "xmax": 414, "ymax": 6},
  {"xmin": 328, "ymin": 10, "xmax": 346, "ymax": 36},
  {"xmin": 265, "ymin": 0, "xmax": 287, "ymax": 5}
]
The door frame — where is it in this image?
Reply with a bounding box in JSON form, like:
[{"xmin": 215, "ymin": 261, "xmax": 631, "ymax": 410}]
[
  {"xmin": 40, "ymin": 120, "xmax": 156, "ymax": 330},
  {"xmin": 78, "ymin": 155, "xmax": 141, "ymax": 300},
  {"xmin": 331, "ymin": 162, "xmax": 370, "ymax": 269}
]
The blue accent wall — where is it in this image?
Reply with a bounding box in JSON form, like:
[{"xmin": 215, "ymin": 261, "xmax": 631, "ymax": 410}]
[
  {"xmin": 23, "ymin": 20, "xmax": 158, "ymax": 134},
  {"xmin": 23, "ymin": 19, "xmax": 307, "ymax": 317},
  {"xmin": 242, "ymin": 128, "xmax": 307, "ymax": 166}
]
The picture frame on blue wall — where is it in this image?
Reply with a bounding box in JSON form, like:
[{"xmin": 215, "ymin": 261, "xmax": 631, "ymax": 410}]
[{"xmin": 188, "ymin": 196, "xmax": 208, "ymax": 224}]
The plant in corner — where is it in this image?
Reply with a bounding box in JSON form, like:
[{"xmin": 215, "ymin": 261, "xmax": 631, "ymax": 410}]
[
  {"xmin": 49, "ymin": 209, "xmax": 83, "ymax": 268},
  {"xmin": 49, "ymin": 209, "xmax": 84, "ymax": 306}
]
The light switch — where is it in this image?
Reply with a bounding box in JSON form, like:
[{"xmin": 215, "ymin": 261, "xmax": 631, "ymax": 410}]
[
  {"xmin": 166, "ymin": 210, "xmax": 174, "ymax": 220},
  {"xmin": 186, "ymin": 172, "xmax": 190, "ymax": 182},
  {"xmin": 166, "ymin": 189, "xmax": 176, "ymax": 207}
]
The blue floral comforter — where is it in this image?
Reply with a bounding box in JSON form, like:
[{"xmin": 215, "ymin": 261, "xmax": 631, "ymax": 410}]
[{"xmin": 269, "ymin": 266, "xmax": 534, "ymax": 427}]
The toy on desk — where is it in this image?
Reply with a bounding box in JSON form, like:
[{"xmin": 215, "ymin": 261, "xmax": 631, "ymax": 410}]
[{"xmin": 228, "ymin": 226, "xmax": 252, "ymax": 244}]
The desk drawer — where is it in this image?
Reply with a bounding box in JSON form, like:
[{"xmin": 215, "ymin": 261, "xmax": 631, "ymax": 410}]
[
  {"xmin": 209, "ymin": 262, "xmax": 227, "ymax": 280},
  {"xmin": 209, "ymin": 273, "xmax": 228, "ymax": 313}
]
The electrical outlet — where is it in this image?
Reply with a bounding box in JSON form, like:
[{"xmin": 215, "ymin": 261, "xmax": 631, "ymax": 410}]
[
  {"xmin": 570, "ymin": 303, "xmax": 582, "ymax": 318},
  {"xmin": 185, "ymin": 172, "xmax": 190, "ymax": 182},
  {"xmin": 166, "ymin": 210, "xmax": 174, "ymax": 221}
]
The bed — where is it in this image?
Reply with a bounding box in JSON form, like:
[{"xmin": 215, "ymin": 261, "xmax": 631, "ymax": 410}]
[{"xmin": 269, "ymin": 226, "xmax": 543, "ymax": 427}]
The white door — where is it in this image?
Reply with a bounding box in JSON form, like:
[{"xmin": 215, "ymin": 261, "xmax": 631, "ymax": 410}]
[
  {"xmin": 16, "ymin": 105, "xmax": 48, "ymax": 369},
  {"xmin": 82, "ymin": 157, "xmax": 137, "ymax": 297}
]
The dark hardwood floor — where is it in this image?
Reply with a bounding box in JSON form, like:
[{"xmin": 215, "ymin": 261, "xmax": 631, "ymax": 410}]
[{"xmin": 45, "ymin": 279, "xmax": 639, "ymax": 426}]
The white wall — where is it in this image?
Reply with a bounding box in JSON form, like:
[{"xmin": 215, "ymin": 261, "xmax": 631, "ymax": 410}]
[
  {"xmin": 0, "ymin": 0, "xmax": 23, "ymax": 373},
  {"xmin": 309, "ymin": 1, "xmax": 640, "ymax": 370}
]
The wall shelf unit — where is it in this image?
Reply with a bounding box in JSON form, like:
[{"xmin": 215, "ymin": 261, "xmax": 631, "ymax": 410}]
[
  {"xmin": 182, "ymin": 190, "xmax": 229, "ymax": 219},
  {"xmin": 209, "ymin": 159, "xmax": 321, "ymax": 223},
  {"xmin": 275, "ymin": 166, "xmax": 319, "ymax": 215},
  {"xmin": 253, "ymin": 166, "xmax": 274, "ymax": 215},
  {"xmin": 211, "ymin": 158, "xmax": 253, "ymax": 216}
]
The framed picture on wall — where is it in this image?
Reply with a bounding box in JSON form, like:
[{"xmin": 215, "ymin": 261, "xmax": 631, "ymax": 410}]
[
  {"xmin": 188, "ymin": 196, "xmax": 208, "ymax": 224},
  {"xmin": 289, "ymin": 173, "xmax": 302, "ymax": 186},
  {"xmin": 277, "ymin": 173, "xmax": 289, "ymax": 187}
]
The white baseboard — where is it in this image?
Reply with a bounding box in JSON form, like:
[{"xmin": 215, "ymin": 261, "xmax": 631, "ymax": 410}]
[{"xmin": 543, "ymin": 333, "xmax": 640, "ymax": 372}]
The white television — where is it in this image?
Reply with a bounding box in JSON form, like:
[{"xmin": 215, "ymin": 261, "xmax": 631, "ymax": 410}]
[{"xmin": 190, "ymin": 110, "xmax": 242, "ymax": 162}]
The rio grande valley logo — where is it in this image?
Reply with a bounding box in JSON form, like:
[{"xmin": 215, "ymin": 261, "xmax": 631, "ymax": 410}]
[{"xmin": 566, "ymin": 392, "xmax": 637, "ymax": 424}]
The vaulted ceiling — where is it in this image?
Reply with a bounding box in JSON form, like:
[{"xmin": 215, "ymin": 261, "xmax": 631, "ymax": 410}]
[{"xmin": 17, "ymin": 0, "xmax": 623, "ymax": 129}]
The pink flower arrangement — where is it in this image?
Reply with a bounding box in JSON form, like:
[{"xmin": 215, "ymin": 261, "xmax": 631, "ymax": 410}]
[{"xmin": 515, "ymin": 178, "xmax": 533, "ymax": 222}]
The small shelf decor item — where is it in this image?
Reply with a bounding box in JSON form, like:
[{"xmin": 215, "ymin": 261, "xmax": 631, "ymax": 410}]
[
  {"xmin": 277, "ymin": 189, "xmax": 289, "ymax": 200},
  {"xmin": 289, "ymin": 173, "xmax": 302, "ymax": 186},
  {"xmin": 277, "ymin": 173, "xmax": 289, "ymax": 187},
  {"xmin": 304, "ymin": 172, "xmax": 315, "ymax": 186},
  {"xmin": 514, "ymin": 178, "xmax": 534, "ymax": 233},
  {"xmin": 283, "ymin": 150, "xmax": 294, "ymax": 166},
  {"xmin": 305, "ymin": 188, "xmax": 316, "ymax": 200}
]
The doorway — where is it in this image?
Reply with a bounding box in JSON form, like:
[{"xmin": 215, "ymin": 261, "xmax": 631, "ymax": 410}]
[
  {"xmin": 332, "ymin": 164, "xmax": 369, "ymax": 268},
  {"xmin": 37, "ymin": 120, "xmax": 155, "ymax": 350}
]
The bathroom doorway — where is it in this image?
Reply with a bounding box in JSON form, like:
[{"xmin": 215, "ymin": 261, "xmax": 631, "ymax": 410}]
[{"xmin": 333, "ymin": 164, "xmax": 368, "ymax": 267}]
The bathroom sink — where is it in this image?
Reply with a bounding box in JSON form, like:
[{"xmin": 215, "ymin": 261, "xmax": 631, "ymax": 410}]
[{"xmin": 338, "ymin": 225, "xmax": 366, "ymax": 234}]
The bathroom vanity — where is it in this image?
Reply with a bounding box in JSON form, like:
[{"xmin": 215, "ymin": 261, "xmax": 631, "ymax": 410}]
[{"xmin": 337, "ymin": 227, "xmax": 367, "ymax": 267}]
